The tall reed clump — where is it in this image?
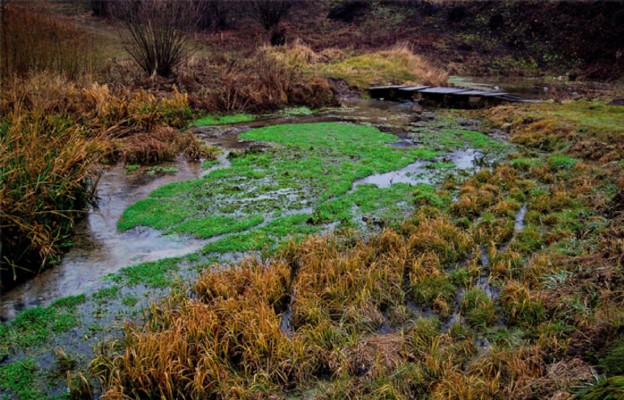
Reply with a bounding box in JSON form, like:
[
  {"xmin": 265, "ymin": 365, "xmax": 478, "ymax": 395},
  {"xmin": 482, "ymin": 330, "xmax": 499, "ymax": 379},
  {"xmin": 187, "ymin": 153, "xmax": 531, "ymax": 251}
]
[
  {"xmin": 0, "ymin": 2, "xmax": 94, "ymax": 82},
  {"xmin": 0, "ymin": 111, "xmax": 105, "ymax": 288}
]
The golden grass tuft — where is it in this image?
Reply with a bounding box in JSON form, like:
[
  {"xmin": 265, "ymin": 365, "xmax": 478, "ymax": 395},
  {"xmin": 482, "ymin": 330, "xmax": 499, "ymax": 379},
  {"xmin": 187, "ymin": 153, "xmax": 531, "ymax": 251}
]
[{"xmin": 321, "ymin": 42, "xmax": 448, "ymax": 90}]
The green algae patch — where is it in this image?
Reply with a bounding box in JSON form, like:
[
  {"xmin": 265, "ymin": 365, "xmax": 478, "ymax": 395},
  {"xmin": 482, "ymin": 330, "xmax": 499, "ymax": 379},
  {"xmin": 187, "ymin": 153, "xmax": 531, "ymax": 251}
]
[
  {"xmin": 119, "ymin": 122, "xmax": 438, "ymax": 251},
  {"xmin": 193, "ymin": 113, "xmax": 255, "ymax": 126}
]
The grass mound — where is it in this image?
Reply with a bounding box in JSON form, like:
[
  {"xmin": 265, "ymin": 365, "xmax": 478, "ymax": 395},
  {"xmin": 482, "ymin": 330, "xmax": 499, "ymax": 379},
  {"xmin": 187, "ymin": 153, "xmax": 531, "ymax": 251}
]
[{"xmin": 321, "ymin": 43, "xmax": 448, "ymax": 90}]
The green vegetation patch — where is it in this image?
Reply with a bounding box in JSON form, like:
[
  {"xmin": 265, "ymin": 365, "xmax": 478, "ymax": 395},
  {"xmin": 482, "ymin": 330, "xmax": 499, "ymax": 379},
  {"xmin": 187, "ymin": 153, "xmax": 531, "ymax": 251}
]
[
  {"xmin": 109, "ymin": 257, "xmax": 182, "ymax": 288},
  {"xmin": 460, "ymin": 288, "xmax": 497, "ymax": 328},
  {"xmin": 547, "ymin": 154, "xmax": 578, "ymax": 170},
  {"xmin": 411, "ymin": 126, "xmax": 506, "ymax": 153},
  {"xmin": 203, "ymin": 213, "xmax": 320, "ymax": 253},
  {"xmin": 193, "ymin": 113, "xmax": 255, "ymax": 126},
  {"xmin": 120, "ymin": 122, "xmax": 441, "ymax": 253},
  {"xmin": 280, "ymin": 106, "xmax": 316, "ymax": 116},
  {"xmin": 0, "ymin": 359, "xmax": 45, "ymax": 400},
  {"xmin": 146, "ymin": 166, "xmax": 179, "ymax": 176},
  {"xmin": 170, "ymin": 214, "xmax": 265, "ymax": 239}
]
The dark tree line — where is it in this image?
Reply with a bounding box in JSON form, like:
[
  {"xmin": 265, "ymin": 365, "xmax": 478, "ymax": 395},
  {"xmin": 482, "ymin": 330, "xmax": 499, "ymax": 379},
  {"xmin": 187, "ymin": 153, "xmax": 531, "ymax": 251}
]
[{"xmin": 90, "ymin": 0, "xmax": 292, "ymax": 33}]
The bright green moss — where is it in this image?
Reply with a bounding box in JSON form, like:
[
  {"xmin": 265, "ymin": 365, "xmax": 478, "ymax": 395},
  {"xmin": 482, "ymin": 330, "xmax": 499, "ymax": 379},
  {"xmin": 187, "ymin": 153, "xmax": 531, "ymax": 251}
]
[
  {"xmin": 120, "ymin": 123, "xmax": 439, "ymax": 249},
  {"xmin": 193, "ymin": 113, "xmax": 255, "ymax": 126},
  {"xmin": 0, "ymin": 301, "xmax": 81, "ymax": 357}
]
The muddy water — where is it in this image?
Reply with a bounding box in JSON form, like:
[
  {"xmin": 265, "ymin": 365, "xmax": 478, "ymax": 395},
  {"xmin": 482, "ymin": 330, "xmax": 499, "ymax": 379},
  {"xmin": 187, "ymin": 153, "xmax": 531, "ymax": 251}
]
[
  {"xmin": 0, "ymin": 157, "xmax": 226, "ymax": 320},
  {"xmin": 450, "ymin": 75, "xmax": 623, "ymax": 100}
]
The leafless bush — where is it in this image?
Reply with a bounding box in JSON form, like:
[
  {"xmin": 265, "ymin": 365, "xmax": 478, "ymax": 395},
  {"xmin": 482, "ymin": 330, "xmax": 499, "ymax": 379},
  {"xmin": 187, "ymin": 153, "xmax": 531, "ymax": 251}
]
[
  {"xmin": 113, "ymin": 0, "xmax": 200, "ymax": 78},
  {"xmin": 250, "ymin": 0, "xmax": 291, "ymax": 31},
  {"xmin": 195, "ymin": 0, "xmax": 229, "ymax": 32}
]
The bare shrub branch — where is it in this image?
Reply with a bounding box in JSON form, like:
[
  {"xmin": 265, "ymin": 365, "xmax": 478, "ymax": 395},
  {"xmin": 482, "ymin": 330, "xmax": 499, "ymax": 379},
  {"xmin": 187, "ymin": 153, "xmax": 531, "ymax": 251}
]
[{"xmin": 113, "ymin": 0, "xmax": 200, "ymax": 78}]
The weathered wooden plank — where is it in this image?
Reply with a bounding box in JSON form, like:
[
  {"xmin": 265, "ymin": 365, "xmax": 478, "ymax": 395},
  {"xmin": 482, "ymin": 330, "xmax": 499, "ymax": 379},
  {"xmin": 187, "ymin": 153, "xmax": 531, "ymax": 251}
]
[
  {"xmin": 418, "ymin": 87, "xmax": 470, "ymax": 94},
  {"xmin": 398, "ymin": 85, "xmax": 430, "ymax": 92},
  {"xmin": 368, "ymin": 85, "xmax": 409, "ymax": 90},
  {"xmin": 453, "ymin": 90, "xmax": 508, "ymax": 97}
]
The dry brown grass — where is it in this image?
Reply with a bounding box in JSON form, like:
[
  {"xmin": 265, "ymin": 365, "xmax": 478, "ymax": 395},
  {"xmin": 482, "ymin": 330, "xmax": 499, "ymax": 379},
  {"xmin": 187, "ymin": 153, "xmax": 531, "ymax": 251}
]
[
  {"xmin": 0, "ymin": 2, "xmax": 94, "ymax": 81},
  {"xmin": 320, "ymin": 42, "xmax": 448, "ymax": 90},
  {"xmin": 183, "ymin": 49, "xmax": 338, "ymax": 113}
]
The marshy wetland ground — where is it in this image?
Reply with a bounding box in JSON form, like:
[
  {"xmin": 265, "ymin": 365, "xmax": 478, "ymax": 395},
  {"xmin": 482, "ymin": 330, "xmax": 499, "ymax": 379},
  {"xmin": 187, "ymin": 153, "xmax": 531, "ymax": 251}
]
[{"xmin": 2, "ymin": 1, "xmax": 624, "ymax": 399}]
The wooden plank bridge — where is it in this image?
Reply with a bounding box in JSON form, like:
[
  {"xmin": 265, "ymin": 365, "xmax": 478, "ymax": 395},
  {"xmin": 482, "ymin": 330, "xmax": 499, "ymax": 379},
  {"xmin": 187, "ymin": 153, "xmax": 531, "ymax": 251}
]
[{"xmin": 368, "ymin": 85, "xmax": 541, "ymax": 108}]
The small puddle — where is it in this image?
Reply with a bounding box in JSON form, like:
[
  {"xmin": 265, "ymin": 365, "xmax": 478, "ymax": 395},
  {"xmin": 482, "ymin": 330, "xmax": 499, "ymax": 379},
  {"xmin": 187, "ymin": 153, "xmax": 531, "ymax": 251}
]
[
  {"xmin": 354, "ymin": 160, "xmax": 430, "ymax": 188},
  {"xmin": 353, "ymin": 148, "xmax": 481, "ymax": 189},
  {"xmin": 515, "ymin": 204, "xmax": 528, "ymax": 232}
]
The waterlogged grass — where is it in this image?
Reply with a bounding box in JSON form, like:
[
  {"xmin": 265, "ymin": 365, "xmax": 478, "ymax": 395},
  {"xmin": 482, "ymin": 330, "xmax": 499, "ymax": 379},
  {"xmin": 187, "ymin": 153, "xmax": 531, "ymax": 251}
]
[
  {"xmin": 145, "ymin": 166, "xmax": 178, "ymax": 176},
  {"xmin": 193, "ymin": 113, "xmax": 255, "ymax": 126},
  {"xmin": 109, "ymin": 257, "xmax": 182, "ymax": 288},
  {"xmin": 312, "ymin": 183, "xmax": 416, "ymax": 226},
  {"xmin": 411, "ymin": 125, "xmax": 505, "ymax": 153},
  {"xmin": 202, "ymin": 159, "xmax": 220, "ymax": 169},
  {"xmin": 119, "ymin": 122, "xmax": 442, "ymax": 252},
  {"xmin": 170, "ymin": 214, "xmax": 265, "ymax": 239},
  {"xmin": 0, "ymin": 295, "xmax": 85, "ymax": 358},
  {"xmin": 0, "ymin": 359, "xmax": 44, "ymax": 400},
  {"xmin": 203, "ymin": 213, "xmax": 320, "ymax": 253}
]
